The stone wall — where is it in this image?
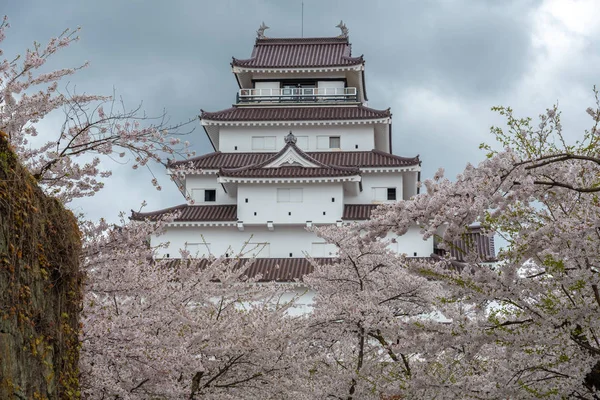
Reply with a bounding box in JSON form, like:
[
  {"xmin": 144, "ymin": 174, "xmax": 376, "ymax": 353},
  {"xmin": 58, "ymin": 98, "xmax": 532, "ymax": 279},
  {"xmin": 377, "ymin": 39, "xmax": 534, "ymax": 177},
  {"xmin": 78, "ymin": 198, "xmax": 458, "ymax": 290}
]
[{"xmin": 0, "ymin": 134, "xmax": 82, "ymax": 399}]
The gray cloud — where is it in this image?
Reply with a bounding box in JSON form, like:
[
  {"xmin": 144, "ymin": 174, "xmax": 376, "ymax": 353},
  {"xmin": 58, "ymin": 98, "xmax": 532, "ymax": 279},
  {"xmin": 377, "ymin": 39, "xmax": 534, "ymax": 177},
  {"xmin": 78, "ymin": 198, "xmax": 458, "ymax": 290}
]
[{"xmin": 3, "ymin": 0, "xmax": 599, "ymax": 223}]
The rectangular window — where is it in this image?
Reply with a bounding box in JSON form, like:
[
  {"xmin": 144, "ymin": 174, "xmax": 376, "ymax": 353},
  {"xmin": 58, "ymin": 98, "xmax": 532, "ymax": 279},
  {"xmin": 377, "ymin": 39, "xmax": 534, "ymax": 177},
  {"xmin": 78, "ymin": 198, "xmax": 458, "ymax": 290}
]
[
  {"xmin": 317, "ymin": 136, "xmax": 341, "ymax": 149},
  {"xmin": 317, "ymin": 136, "xmax": 329, "ymax": 149},
  {"xmin": 296, "ymin": 136, "xmax": 309, "ymax": 150},
  {"xmin": 251, "ymin": 136, "xmax": 276, "ymax": 150},
  {"xmin": 192, "ymin": 188, "xmax": 217, "ymax": 203},
  {"xmin": 373, "ymin": 187, "xmax": 397, "ymax": 202},
  {"xmin": 254, "ymin": 81, "xmax": 280, "ymax": 97},
  {"xmin": 317, "ymin": 80, "xmax": 345, "ymax": 99},
  {"xmin": 311, "ymin": 243, "xmax": 326, "ymax": 257},
  {"xmin": 204, "ymin": 189, "xmax": 216, "ymax": 202},
  {"xmin": 277, "ymin": 188, "xmax": 303, "ymax": 202},
  {"xmin": 387, "ymin": 188, "xmax": 396, "ymax": 201},
  {"xmin": 329, "ymin": 136, "xmax": 341, "ymax": 148}
]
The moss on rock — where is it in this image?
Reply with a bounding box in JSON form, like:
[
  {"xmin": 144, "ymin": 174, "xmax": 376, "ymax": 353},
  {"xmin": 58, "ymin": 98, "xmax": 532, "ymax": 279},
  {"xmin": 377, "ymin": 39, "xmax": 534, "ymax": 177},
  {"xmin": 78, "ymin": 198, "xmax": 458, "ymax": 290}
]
[{"xmin": 0, "ymin": 134, "xmax": 83, "ymax": 399}]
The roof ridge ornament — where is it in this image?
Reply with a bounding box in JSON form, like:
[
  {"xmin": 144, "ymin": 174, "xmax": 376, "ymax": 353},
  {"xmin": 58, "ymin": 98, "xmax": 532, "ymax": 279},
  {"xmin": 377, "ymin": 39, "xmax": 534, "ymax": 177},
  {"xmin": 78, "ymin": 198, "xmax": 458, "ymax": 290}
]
[
  {"xmin": 257, "ymin": 22, "xmax": 269, "ymax": 39},
  {"xmin": 284, "ymin": 131, "xmax": 297, "ymax": 144},
  {"xmin": 336, "ymin": 20, "xmax": 349, "ymax": 38}
]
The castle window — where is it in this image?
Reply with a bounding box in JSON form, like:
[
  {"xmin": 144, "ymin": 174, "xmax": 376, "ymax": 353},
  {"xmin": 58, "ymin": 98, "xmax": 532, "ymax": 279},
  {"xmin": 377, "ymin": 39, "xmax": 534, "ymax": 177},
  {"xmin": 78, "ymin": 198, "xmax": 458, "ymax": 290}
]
[
  {"xmin": 295, "ymin": 136, "xmax": 309, "ymax": 150},
  {"xmin": 329, "ymin": 136, "xmax": 341, "ymax": 148},
  {"xmin": 192, "ymin": 188, "xmax": 217, "ymax": 203},
  {"xmin": 204, "ymin": 189, "xmax": 216, "ymax": 202},
  {"xmin": 277, "ymin": 188, "xmax": 303, "ymax": 202},
  {"xmin": 317, "ymin": 136, "xmax": 341, "ymax": 149},
  {"xmin": 387, "ymin": 188, "xmax": 397, "ymax": 201},
  {"xmin": 252, "ymin": 136, "xmax": 276, "ymax": 150},
  {"xmin": 311, "ymin": 242, "xmax": 328, "ymax": 257},
  {"xmin": 373, "ymin": 187, "xmax": 398, "ymax": 202}
]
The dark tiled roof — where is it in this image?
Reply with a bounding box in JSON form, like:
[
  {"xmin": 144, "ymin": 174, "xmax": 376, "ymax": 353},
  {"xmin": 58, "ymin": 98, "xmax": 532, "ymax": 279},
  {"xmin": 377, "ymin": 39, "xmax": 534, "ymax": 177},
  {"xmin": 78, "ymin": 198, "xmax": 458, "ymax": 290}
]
[
  {"xmin": 243, "ymin": 257, "xmax": 334, "ymax": 281},
  {"xmin": 166, "ymin": 257, "xmax": 335, "ymax": 282},
  {"xmin": 131, "ymin": 205, "xmax": 237, "ymax": 222},
  {"xmin": 435, "ymin": 229, "xmax": 496, "ymax": 262},
  {"xmin": 231, "ymin": 37, "xmax": 364, "ymax": 68},
  {"xmin": 342, "ymin": 204, "xmax": 378, "ymax": 220},
  {"xmin": 219, "ymin": 140, "xmax": 360, "ymax": 179},
  {"xmin": 342, "ymin": 206, "xmax": 496, "ymax": 261},
  {"xmin": 312, "ymin": 150, "xmax": 419, "ymax": 167},
  {"xmin": 170, "ymin": 150, "xmax": 419, "ymax": 169},
  {"xmin": 200, "ymin": 106, "xmax": 390, "ymax": 122},
  {"xmin": 220, "ymin": 166, "xmax": 358, "ymax": 178}
]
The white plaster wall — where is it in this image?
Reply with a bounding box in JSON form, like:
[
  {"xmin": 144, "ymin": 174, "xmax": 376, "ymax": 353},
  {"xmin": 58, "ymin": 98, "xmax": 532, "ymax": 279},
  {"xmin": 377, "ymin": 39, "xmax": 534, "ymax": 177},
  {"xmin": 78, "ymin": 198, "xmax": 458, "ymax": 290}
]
[
  {"xmin": 218, "ymin": 125, "xmax": 375, "ymax": 152},
  {"xmin": 237, "ymin": 183, "xmax": 344, "ymax": 224},
  {"xmin": 153, "ymin": 226, "xmax": 337, "ymax": 259},
  {"xmin": 185, "ymin": 174, "xmax": 235, "ymax": 204},
  {"xmin": 403, "ymin": 171, "xmax": 419, "ymax": 200},
  {"xmin": 388, "ymin": 226, "xmax": 433, "ymax": 258},
  {"xmin": 345, "ymin": 172, "xmax": 403, "ymax": 204},
  {"xmin": 278, "ymin": 286, "xmax": 316, "ymax": 316}
]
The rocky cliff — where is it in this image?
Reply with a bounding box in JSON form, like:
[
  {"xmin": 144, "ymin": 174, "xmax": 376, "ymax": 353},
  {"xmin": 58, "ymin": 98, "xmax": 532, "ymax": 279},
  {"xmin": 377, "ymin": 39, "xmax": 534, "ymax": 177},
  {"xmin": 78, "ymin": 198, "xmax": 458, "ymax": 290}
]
[{"xmin": 0, "ymin": 134, "xmax": 82, "ymax": 399}]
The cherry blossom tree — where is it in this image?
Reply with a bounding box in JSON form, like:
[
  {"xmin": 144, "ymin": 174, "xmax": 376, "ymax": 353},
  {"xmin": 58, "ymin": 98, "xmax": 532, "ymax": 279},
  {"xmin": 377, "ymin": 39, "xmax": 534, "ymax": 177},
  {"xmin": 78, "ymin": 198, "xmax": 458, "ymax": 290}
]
[
  {"xmin": 2, "ymin": 17, "xmax": 295, "ymax": 399},
  {"xmin": 0, "ymin": 16, "xmax": 193, "ymax": 203},
  {"xmin": 361, "ymin": 91, "xmax": 600, "ymax": 398},
  {"xmin": 301, "ymin": 225, "xmax": 444, "ymax": 399},
  {"xmin": 5, "ymin": 12, "xmax": 600, "ymax": 399},
  {"xmin": 80, "ymin": 215, "xmax": 299, "ymax": 399}
]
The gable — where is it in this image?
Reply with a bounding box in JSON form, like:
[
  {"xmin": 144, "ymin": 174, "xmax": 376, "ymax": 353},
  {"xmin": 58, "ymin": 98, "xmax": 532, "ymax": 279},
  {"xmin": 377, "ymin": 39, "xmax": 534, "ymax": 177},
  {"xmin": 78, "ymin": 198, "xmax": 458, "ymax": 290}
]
[{"xmin": 264, "ymin": 146, "xmax": 320, "ymax": 168}]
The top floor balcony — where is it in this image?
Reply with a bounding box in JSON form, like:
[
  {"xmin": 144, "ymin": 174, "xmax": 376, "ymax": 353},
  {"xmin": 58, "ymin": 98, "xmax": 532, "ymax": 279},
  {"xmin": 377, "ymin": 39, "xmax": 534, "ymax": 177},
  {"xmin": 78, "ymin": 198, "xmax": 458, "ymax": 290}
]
[{"xmin": 237, "ymin": 87, "xmax": 358, "ymax": 104}]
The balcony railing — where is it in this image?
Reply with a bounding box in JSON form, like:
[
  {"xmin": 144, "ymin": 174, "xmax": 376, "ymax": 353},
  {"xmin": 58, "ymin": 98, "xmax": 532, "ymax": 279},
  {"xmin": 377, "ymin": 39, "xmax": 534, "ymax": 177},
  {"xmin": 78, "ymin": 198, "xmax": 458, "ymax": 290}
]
[{"xmin": 237, "ymin": 87, "xmax": 358, "ymax": 103}]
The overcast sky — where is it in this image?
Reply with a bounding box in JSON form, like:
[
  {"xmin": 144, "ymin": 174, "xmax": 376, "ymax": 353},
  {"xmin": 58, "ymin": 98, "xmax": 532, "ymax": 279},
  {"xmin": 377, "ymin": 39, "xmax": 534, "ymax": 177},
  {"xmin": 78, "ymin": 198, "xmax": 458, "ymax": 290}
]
[{"xmin": 3, "ymin": 0, "xmax": 600, "ymax": 223}]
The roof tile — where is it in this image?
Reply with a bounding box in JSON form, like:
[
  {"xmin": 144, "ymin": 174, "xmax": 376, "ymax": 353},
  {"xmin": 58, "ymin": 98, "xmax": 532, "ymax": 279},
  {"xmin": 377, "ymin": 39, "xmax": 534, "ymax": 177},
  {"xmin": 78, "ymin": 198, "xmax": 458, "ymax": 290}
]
[
  {"xmin": 131, "ymin": 205, "xmax": 237, "ymax": 222},
  {"xmin": 342, "ymin": 204, "xmax": 378, "ymax": 220},
  {"xmin": 219, "ymin": 140, "xmax": 360, "ymax": 179},
  {"xmin": 171, "ymin": 150, "xmax": 419, "ymax": 169},
  {"xmin": 232, "ymin": 37, "xmax": 363, "ymax": 69},
  {"xmin": 165, "ymin": 257, "xmax": 335, "ymax": 282},
  {"xmin": 200, "ymin": 106, "xmax": 390, "ymax": 122}
]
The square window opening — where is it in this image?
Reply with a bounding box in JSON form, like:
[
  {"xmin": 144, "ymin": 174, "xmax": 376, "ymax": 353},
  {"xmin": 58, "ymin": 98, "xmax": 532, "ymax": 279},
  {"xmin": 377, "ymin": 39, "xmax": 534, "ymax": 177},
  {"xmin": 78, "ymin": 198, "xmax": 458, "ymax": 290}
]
[
  {"xmin": 329, "ymin": 136, "xmax": 341, "ymax": 148},
  {"xmin": 387, "ymin": 188, "xmax": 397, "ymax": 201},
  {"xmin": 277, "ymin": 188, "xmax": 303, "ymax": 202},
  {"xmin": 204, "ymin": 189, "xmax": 216, "ymax": 202}
]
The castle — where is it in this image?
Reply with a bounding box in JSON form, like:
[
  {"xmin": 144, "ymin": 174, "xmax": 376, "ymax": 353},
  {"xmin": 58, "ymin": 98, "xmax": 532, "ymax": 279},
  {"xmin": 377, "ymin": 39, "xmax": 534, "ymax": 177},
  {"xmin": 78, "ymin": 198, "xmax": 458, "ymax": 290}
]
[{"xmin": 132, "ymin": 23, "xmax": 495, "ymax": 281}]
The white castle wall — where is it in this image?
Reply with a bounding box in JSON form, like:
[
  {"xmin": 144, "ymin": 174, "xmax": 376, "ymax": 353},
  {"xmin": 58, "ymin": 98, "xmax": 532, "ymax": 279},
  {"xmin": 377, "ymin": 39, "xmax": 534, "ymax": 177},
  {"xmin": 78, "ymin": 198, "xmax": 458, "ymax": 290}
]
[
  {"xmin": 152, "ymin": 224, "xmax": 433, "ymax": 259},
  {"xmin": 237, "ymin": 182, "xmax": 344, "ymax": 224},
  {"xmin": 185, "ymin": 174, "xmax": 235, "ymax": 204},
  {"xmin": 153, "ymin": 226, "xmax": 337, "ymax": 258},
  {"xmin": 183, "ymin": 171, "xmax": 414, "ymax": 206},
  {"xmin": 345, "ymin": 172, "xmax": 404, "ymax": 203},
  {"xmin": 218, "ymin": 125, "xmax": 375, "ymax": 152}
]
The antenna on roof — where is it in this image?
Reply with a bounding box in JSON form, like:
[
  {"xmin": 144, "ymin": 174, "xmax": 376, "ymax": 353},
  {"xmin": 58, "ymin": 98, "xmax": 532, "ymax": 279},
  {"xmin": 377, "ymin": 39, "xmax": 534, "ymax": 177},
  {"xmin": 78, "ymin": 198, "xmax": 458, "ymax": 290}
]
[{"xmin": 301, "ymin": 1, "xmax": 304, "ymax": 38}]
